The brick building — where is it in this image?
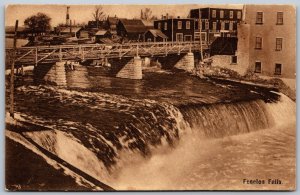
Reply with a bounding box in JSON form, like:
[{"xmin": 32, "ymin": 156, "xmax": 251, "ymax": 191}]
[
  {"xmin": 154, "ymin": 17, "xmax": 195, "ymax": 42},
  {"xmin": 189, "ymin": 8, "xmax": 242, "ymax": 44}
]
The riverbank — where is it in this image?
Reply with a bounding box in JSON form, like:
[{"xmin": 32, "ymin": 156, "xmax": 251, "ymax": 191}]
[{"xmin": 192, "ymin": 66, "xmax": 296, "ymax": 101}]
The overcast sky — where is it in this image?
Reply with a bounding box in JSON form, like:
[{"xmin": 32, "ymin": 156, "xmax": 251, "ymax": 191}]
[{"xmin": 6, "ymin": 4, "xmax": 243, "ymax": 27}]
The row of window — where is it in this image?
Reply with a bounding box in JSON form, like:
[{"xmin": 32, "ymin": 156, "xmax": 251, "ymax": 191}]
[
  {"xmin": 175, "ymin": 33, "xmax": 193, "ymax": 42},
  {"xmin": 157, "ymin": 21, "xmax": 191, "ymax": 30},
  {"xmin": 230, "ymin": 56, "xmax": 282, "ymax": 75},
  {"xmin": 255, "ymin": 62, "xmax": 282, "ymax": 75},
  {"xmin": 256, "ymin": 12, "xmax": 283, "ymax": 25},
  {"xmin": 158, "ymin": 21, "xmax": 235, "ymax": 31},
  {"xmin": 255, "ymin": 37, "xmax": 283, "ymax": 50},
  {"xmin": 211, "ymin": 10, "xmax": 242, "ymax": 19},
  {"xmin": 212, "ymin": 21, "xmax": 234, "ymax": 31}
]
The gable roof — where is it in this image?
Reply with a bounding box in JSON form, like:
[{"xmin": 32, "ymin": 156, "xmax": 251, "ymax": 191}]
[
  {"xmin": 146, "ymin": 29, "xmax": 168, "ymax": 39},
  {"xmin": 60, "ymin": 27, "xmax": 82, "ymax": 33},
  {"xmin": 119, "ymin": 19, "xmax": 147, "ymax": 33},
  {"xmin": 141, "ymin": 20, "xmax": 154, "ymax": 27},
  {"xmin": 95, "ymin": 30, "xmax": 110, "ymax": 36}
]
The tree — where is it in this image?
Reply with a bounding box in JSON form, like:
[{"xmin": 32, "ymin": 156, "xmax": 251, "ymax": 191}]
[
  {"xmin": 24, "ymin": 12, "xmax": 51, "ymax": 36},
  {"xmin": 140, "ymin": 8, "xmax": 156, "ymax": 20},
  {"xmin": 92, "ymin": 5, "xmax": 105, "ymax": 21},
  {"xmin": 92, "ymin": 5, "xmax": 105, "ymax": 28}
]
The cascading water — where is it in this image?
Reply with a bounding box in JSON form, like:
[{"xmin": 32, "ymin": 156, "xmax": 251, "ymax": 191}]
[
  {"xmin": 108, "ymin": 93, "xmax": 296, "ymax": 190},
  {"xmin": 8, "ymin": 70, "xmax": 296, "ymax": 190}
]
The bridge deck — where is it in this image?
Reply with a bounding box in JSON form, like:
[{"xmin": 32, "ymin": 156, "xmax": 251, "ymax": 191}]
[{"xmin": 6, "ymin": 42, "xmax": 208, "ymax": 66}]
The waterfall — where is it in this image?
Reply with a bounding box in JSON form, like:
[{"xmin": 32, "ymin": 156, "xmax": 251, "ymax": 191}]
[{"xmin": 12, "ymin": 85, "xmax": 296, "ymax": 189}]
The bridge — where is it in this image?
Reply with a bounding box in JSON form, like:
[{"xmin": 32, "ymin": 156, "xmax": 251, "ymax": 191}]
[{"xmin": 6, "ymin": 41, "xmax": 207, "ymax": 82}]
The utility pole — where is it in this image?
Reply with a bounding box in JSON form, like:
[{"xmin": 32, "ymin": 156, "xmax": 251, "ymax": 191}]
[
  {"xmin": 199, "ymin": 9, "xmax": 204, "ymax": 61},
  {"xmin": 10, "ymin": 20, "xmax": 18, "ymax": 118}
]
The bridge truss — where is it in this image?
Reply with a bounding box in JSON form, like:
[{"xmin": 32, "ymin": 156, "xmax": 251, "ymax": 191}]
[{"xmin": 6, "ymin": 41, "xmax": 208, "ymax": 66}]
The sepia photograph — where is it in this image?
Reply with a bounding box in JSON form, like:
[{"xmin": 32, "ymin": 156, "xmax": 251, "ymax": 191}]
[{"xmin": 4, "ymin": 3, "xmax": 296, "ymax": 191}]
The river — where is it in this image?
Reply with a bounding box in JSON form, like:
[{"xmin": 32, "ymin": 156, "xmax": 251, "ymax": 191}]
[{"xmin": 6, "ymin": 66, "xmax": 296, "ymax": 190}]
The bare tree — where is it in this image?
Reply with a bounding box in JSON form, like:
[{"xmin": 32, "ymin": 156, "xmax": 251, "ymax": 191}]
[
  {"xmin": 92, "ymin": 5, "xmax": 105, "ymax": 28},
  {"xmin": 140, "ymin": 8, "xmax": 156, "ymax": 20}
]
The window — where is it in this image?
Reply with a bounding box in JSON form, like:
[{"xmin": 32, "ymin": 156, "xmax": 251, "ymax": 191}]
[
  {"xmin": 184, "ymin": 35, "xmax": 192, "ymax": 42},
  {"xmin": 201, "ymin": 32, "xmax": 206, "ymax": 42},
  {"xmin": 178, "ymin": 21, "xmax": 182, "ymax": 29},
  {"xmin": 205, "ymin": 21, "xmax": 209, "ymax": 30},
  {"xmin": 255, "ymin": 61, "xmax": 262, "ymax": 73},
  {"xmin": 176, "ymin": 33, "xmax": 183, "ymax": 42},
  {"xmin": 212, "ymin": 10, "xmax": 216, "ymax": 18},
  {"xmin": 229, "ymin": 22, "xmax": 233, "ymax": 31},
  {"xmin": 231, "ymin": 56, "xmax": 237, "ymax": 64},
  {"xmin": 255, "ymin": 37, "xmax": 262, "ymax": 49},
  {"xmin": 225, "ymin": 22, "xmax": 229, "ymax": 30},
  {"xmin": 237, "ymin": 11, "xmax": 242, "ymax": 19},
  {"xmin": 186, "ymin": 21, "xmax": 191, "ymax": 29},
  {"xmin": 276, "ymin": 38, "xmax": 283, "ymax": 51},
  {"xmin": 164, "ymin": 22, "xmax": 167, "ymax": 30},
  {"xmin": 221, "ymin": 22, "xmax": 225, "ymax": 30},
  {"xmin": 212, "ymin": 22, "xmax": 217, "ymax": 31},
  {"xmin": 147, "ymin": 38, "xmax": 152, "ymax": 42},
  {"xmin": 256, "ymin": 12, "xmax": 263, "ymax": 24},
  {"xmin": 199, "ymin": 20, "xmax": 203, "ymax": 30},
  {"xmin": 220, "ymin": 10, "xmax": 224, "ymax": 18},
  {"xmin": 229, "ymin": 11, "xmax": 234, "ymax": 19},
  {"xmin": 275, "ymin": 63, "xmax": 282, "ymax": 75},
  {"xmin": 158, "ymin": 22, "xmax": 161, "ymax": 29},
  {"xmin": 277, "ymin": 12, "xmax": 283, "ymax": 25}
]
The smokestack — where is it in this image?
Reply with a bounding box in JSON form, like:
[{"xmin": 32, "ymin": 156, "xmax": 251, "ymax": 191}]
[
  {"xmin": 66, "ymin": 6, "xmax": 70, "ymax": 26},
  {"xmin": 70, "ymin": 20, "xmax": 72, "ymax": 35}
]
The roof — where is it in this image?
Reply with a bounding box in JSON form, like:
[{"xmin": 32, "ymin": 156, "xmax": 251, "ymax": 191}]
[
  {"xmin": 146, "ymin": 29, "xmax": 168, "ymax": 39},
  {"xmin": 155, "ymin": 18, "xmax": 195, "ymax": 22},
  {"xmin": 141, "ymin": 20, "xmax": 154, "ymax": 27},
  {"xmin": 99, "ymin": 38, "xmax": 114, "ymax": 44},
  {"xmin": 119, "ymin": 19, "xmax": 147, "ymax": 33},
  {"xmin": 60, "ymin": 27, "xmax": 82, "ymax": 33},
  {"xmin": 107, "ymin": 16, "xmax": 127, "ymax": 26},
  {"xmin": 95, "ymin": 30, "xmax": 109, "ymax": 36}
]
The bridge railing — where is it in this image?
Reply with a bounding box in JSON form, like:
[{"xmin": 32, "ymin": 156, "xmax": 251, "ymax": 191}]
[{"xmin": 5, "ymin": 41, "xmax": 206, "ymax": 65}]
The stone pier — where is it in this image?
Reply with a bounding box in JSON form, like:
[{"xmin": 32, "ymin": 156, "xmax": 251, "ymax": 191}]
[
  {"xmin": 174, "ymin": 52, "xmax": 195, "ymax": 72},
  {"xmin": 44, "ymin": 61, "xmax": 67, "ymax": 86},
  {"xmin": 116, "ymin": 56, "xmax": 142, "ymax": 79}
]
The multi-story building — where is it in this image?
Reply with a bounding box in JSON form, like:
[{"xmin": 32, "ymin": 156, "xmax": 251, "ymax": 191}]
[
  {"xmin": 237, "ymin": 5, "xmax": 296, "ymax": 79},
  {"xmin": 154, "ymin": 17, "xmax": 195, "ymax": 42},
  {"xmin": 189, "ymin": 8, "xmax": 243, "ymax": 44}
]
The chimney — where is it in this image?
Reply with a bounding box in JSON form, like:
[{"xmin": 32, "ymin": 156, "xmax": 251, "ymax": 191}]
[
  {"xmin": 161, "ymin": 15, "xmax": 163, "ymax": 19},
  {"xmin": 66, "ymin": 6, "xmax": 70, "ymax": 26},
  {"xmin": 166, "ymin": 13, "xmax": 169, "ymax": 19},
  {"xmin": 177, "ymin": 16, "xmax": 180, "ymax": 19}
]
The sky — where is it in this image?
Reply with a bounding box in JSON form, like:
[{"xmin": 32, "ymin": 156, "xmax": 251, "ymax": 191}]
[{"xmin": 5, "ymin": 4, "xmax": 243, "ymax": 27}]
